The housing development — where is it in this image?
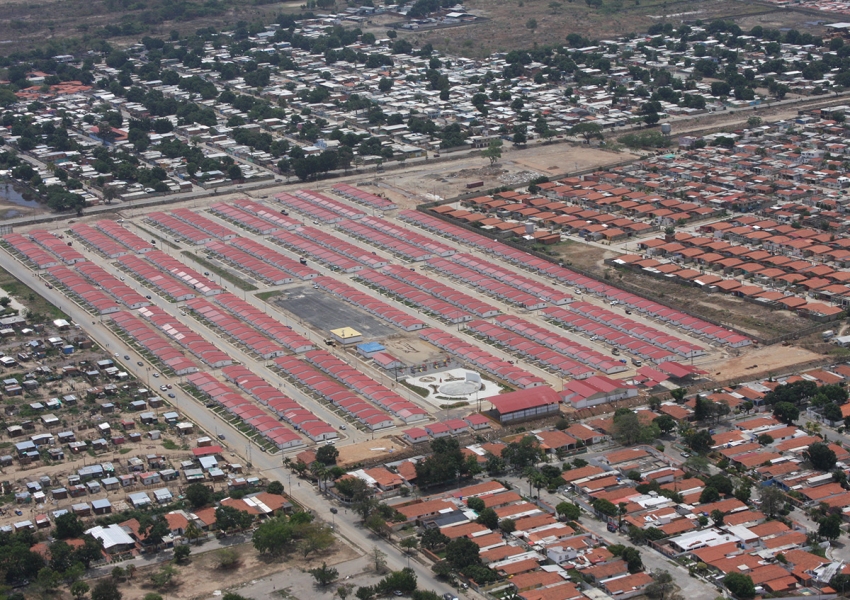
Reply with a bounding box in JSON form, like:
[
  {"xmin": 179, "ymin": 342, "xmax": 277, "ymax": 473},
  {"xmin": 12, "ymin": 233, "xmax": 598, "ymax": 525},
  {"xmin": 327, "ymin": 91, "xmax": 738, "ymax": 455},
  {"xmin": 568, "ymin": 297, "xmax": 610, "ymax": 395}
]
[{"xmin": 5, "ymin": 7, "xmax": 850, "ymax": 600}]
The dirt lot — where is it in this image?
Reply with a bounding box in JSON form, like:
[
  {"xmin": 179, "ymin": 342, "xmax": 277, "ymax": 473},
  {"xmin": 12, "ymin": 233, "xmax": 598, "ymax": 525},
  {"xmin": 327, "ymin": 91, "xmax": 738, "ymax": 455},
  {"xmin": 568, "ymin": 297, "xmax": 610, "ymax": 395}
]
[
  {"xmin": 366, "ymin": 144, "xmax": 632, "ymax": 209},
  {"xmin": 701, "ymin": 343, "xmax": 825, "ymax": 383},
  {"xmin": 548, "ymin": 239, "xmax": 817, "ymax": 340},
  {"xmin": 336, "ymin": 436, "xmax": 409, "ymax": 468},
  {"xmin": 102, "ymin": 538, "xmax": 359, "ymax": 600}
]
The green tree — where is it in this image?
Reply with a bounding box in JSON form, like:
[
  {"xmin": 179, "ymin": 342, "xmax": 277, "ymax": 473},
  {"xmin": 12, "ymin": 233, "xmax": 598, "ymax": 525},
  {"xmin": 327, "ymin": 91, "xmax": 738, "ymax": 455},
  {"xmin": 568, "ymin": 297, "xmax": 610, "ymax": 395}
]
[
  {"xmin": 267, "ymin": 480, "xmax": 284, "ymax": 495},
  {"xmin": 252, "ymin": 515, "xmax": 295, "ymax": 555},
  {"xmin": 467, "ymin": 497, "xmax": 485, "ymax": 512},
  {"xmin": 481, "ymin": 139, "xmax": 503, "ymax": 165},
  {"xmin": 216, "ymin": 548, "xmax": 240, "ymax": 569},
  {"xmin": 476, "ymin": 508, "xmax": 498, "ymax": 530},
  {"xmin": 71, "ymin": 581, "xmax": 90, "ymax": 599},
  {"xmin": 173, "ymin": 545, "xmax": 191, "ymax": 564},
  {"xmin": 356, "ymin": 587, "xmax": 376, "ymax": 600},
  {"xmin": 184, "ymin": 521, "xmax": 204, "ymax": 545},
  {"xmin": 421, "ymin": 528, "xmax": 450, "ymax": 551},
  {"xmin": 773, "ymin": 401, "xmax": 799, "ymax": 425},
  {"xmin": 806, "ymin": 442, "xmax": 837, "ymax": 471},
  {"xmin": 310, "ymin": 563, "xmax": 340, "ymax": 587},
  {"xmin": 699, "ymin": 487, "xmax": 720, "ymax": 504},
  {"xmin": 723, "ymin": 572, "xmax": 755, "ymax": 599},
  {"xmin": 216, "ymin": 505, "xmax": 253, "ymax": 533},
  {"xmin": 592, "ymin": 498, "xmax": 619, "ymax": 517},
  {"xmin": 653, "ymin": 414, "xmax": 676, "ymax": 434},
  {"xmin": 819, "ymin": 514, "xmax": 843, "ymax": 540},
  {"xmin": 55, "ymin": 513, "xmax": 85, "ymax": 539},
  {"xmin": 621, "ymin": 547, "xmax": 643, "ymax": 573},
  {"xmin": 185, "ymin": 483, "xmax": 213, "ymax": 509},
  {"xmin": 503, "ymin": 435, "xmax": 543, "ymax": 471},
  {"xmin": 445, "ymin": 537, "xmax": 480, "ymax": 570},
  {"xmin": 830, "ymin": 574, "xmax": 850, "ymax": 595},
  {"xmin": 400, "ymin": 537, "xmax": 419, "ymax": 554},
  {"xmin": 316, "ymin": 445, "xmax": 340, "ymax": 465},
  {"xmin": 734, "ymin": 483, "xmax": 752, "ymax": 503},
  {"xmin": 670, "ymin": 388, "xmax": 687, "ymax": 403},
  {"xmin": 685, "ymin": 429, "xmax": 714, "ymax": 454},
  {"xmin": 556, "ymin": 502, "xmax": 582, "ymax": 521},
  {"xmin": 706, "ymin": 474, "xmax": 733, "ymax": 495},
  {"xmin": 570, "ymin": 122, "xmax": 603, "ymax": 143},
  {"xmin": 91, "ymin": 580, "xmax": 122, "ymax": 600}
]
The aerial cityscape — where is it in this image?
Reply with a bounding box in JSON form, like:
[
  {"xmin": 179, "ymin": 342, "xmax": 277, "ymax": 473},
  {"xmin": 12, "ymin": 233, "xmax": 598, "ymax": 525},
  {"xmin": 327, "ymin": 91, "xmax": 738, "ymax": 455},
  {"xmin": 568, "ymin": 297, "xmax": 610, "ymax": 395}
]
[{"xmin": 6, "ymin": 1, "xmax": 850, "ymax": 599}]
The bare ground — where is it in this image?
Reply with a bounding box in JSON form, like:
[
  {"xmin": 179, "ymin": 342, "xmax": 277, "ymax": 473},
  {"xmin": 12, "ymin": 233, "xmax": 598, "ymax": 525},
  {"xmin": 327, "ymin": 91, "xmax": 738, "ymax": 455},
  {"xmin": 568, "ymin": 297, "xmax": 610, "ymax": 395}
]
[
  {"xmin": 385, "ymin": 0, "xmax": 828, "ymax": 59},
  {"xmin": 551, "ymin": 239, "xmax": 816, "ymax": 339},
  {"xmin": 369, "ymin": 144, "xmax": 633, "ymax": 209},
  {"xmin": 105, "ymin": 539, "xmax": 359, "ymax": 600},
  {"xmin": 337, "ymin": 436, "xmax": 409, "ymax": 468},
  {"xmin": 701, "ymin": 343, "xmax": 825, "ymax": 382}
]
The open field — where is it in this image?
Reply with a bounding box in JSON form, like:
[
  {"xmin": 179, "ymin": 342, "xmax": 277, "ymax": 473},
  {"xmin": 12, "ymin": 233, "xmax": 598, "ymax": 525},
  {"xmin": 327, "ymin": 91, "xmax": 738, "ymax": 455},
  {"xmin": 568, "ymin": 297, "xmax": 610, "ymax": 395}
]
[
  {"xmin": 0, "ymin": 265, "xmax": 69, "ymax": 321},
  {"xmin": 386, "ymin": 0, "xmax": 828, "ymax": 59},
  {"xmin": 0, "ymin": 0, "xmax": 303, "ymax": 53},
  {"xmin": 548, "ymin": 239, "xmax": 815, "ymax": 340},
  {"xmin": 372, "ymin": 144, "xmax": 634, "ymax": 209}
]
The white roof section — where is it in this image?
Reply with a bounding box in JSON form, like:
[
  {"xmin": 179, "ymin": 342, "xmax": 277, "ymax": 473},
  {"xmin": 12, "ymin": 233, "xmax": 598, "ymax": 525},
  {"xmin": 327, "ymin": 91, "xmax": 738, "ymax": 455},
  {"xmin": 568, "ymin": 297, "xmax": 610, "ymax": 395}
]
[{"xmin": 85, "ymin": 523, "xmax": 135, "ymax": 549}]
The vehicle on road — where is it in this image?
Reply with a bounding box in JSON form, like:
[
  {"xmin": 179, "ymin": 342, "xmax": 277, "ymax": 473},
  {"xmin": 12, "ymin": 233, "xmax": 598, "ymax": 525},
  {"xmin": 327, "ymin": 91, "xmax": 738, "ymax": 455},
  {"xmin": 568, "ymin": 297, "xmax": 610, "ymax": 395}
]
[
  {"xmin": 168, "ymin": 393, "xmax": 176, "ymax": 398},
  {"xmin": 137, "ymin": 361, "xmax": 143, "ymax": 366},
  {"xmin": 124, "ymin": 355, "xmax": 130, "ymax": 360},
  {"xmin": 218, "ymin": 433, "xmax": 226, "ymax": 440},
  {"xmin": 152, "ymin": 373, "xmax": 160, "ymax": 378}
]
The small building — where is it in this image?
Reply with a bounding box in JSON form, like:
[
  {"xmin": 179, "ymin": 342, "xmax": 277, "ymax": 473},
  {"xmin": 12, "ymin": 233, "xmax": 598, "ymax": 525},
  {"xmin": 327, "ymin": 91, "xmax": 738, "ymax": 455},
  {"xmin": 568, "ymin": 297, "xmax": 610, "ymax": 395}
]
[
  {"xmin": 92, "ymin": 498, "xmax": 113, "ymax": 515},
  {"xmin": 329, "ymin": 327, "xmax": 363, "ymax": 345}
]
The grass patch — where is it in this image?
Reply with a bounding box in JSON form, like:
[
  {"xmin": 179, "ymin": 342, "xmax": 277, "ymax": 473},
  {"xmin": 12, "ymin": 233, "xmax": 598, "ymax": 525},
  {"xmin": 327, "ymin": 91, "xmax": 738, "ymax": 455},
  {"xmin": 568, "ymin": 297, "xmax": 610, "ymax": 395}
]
[
  {"xmin": 182, "ymin": 251, "xmax": 257, "ymax": 291},
  {"xmin": 439, "ymin": 401, "xmax": 469, "ymax": 409},
  {"xmin": 400, "ymin": 379, "xmax": 430, "ymax": 397},
  {"xmin": 0, "ymin": 266, "xmax": 68, "ymax": 321},
  {"xmin": 162, "ymin": 438, "xmax": 179, "ymax": 451},
  {"xmin": 256, "ymin": 290, "xmax": 282, "ymax": 301}
]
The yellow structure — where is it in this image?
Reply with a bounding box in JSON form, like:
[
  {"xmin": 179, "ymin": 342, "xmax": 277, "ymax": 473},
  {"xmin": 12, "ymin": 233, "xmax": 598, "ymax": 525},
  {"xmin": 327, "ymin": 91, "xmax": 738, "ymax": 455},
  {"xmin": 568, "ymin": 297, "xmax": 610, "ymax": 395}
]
[{"xmin": 329, "ymin": 327, "xmax": 363, "ymax": 345}]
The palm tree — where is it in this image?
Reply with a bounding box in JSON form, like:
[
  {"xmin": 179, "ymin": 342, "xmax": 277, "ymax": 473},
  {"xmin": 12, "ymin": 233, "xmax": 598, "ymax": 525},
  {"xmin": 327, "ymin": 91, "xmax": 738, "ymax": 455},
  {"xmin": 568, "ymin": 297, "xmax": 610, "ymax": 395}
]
[
  {"xmin": 311, "ymin": 462, "xmax": 329, "ymax": 492},
  {"xmin": 184, "ymin": 521, "xmax": 203, "ymax": 546}
]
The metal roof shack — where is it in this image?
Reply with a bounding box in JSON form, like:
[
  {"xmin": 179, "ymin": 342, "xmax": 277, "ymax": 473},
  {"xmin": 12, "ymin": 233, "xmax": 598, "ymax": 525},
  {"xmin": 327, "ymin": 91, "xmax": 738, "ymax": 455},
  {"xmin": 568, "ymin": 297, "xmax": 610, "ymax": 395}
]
[{"xmin": 489, "ymin": 387, "xmax": 561, "ymax": 424}]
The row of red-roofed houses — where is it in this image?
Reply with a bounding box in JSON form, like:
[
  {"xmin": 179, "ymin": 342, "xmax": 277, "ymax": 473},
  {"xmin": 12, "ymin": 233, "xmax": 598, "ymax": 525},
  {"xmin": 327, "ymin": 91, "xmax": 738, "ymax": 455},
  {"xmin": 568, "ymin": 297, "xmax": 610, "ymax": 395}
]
[
  {"xmin": 356, "ymin": 269, "xmax": 475, "ymax": 324},
  {"xmin": 338, "ymin": 219, "xmax": 436, "ymax": 262},
  {"xmin": 110, "ymin": 311, "xmax": 199, "ymax": 375},
  {"xmin": 398, "ymin": 210, "xmax": 751, "ymax": 348},
  {"xmin": 205, "ymin": 241, "xmax": 293, "ymax": 286},
  {"xmin": 219, "ymin": 365, "xmax": 337, "ymax": 442}
]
